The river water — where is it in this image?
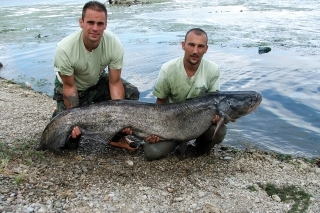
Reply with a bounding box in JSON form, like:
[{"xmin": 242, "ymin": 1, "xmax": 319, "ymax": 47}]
[{"xmin": 1, "ymin": 0, "xmax": 319, "ymax": 158}]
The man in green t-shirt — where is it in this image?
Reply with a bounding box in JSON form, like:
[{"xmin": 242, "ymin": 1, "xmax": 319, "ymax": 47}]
[
  {"xmin": 53, "ymin": 1, "xmax": 139, "ymax": 150},
  {"xmin": 144, "ymin": 28, "xmax": 227, "ymax": 161}
]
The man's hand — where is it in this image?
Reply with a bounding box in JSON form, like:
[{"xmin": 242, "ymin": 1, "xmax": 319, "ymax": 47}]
[
  {"xmin": 122, "ymin": 127, "xmax": 132, "ymax": 135},
  {"xmin": 145, "ymin": 135, "xmax": 160, "ymax": 143},
  {"xmin": 213, "ymin": 114, "xmax": 236, "ymax": 124},
  {"xmin": 213, "ymin": 115, "xmax": 220, "ymax": 124},
  {"xmin": 71, "ymin": 126, "xmax": 81, "ymax": 138}
]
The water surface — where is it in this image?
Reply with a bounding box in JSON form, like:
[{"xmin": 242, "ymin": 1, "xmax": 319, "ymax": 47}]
[{"xmin": 1, "ymin": 0, "xmax": 319, "ymax": 158}]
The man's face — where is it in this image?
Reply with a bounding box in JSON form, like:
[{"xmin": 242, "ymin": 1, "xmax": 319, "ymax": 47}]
[
  {"xmin": 79, "ymin": 9, "xmax": 107, "ymax": 44},
  {"xmin": 182, "ymin": 31, "xmax": 208, "ymax": 66}
]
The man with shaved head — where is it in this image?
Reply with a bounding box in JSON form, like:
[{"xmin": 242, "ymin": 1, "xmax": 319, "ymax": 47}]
[{"xmin": 145, "ymin": 28, "xmax": 227, "ymax": 161}]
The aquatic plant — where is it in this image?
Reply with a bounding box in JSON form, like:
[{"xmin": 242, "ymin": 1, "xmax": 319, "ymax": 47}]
[{"xmin": 259, "ymin": 183, "xmax": 311, "ymax": 213}]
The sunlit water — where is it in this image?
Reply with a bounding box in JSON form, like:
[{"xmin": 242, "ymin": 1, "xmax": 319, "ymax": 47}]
[{"xmin": 1, "ymin": 0, "xmax": 319, "ymax": 158}]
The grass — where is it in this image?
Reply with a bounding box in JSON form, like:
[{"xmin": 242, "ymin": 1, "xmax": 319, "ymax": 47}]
[
  {"xmin": 0, "ymin": 28, "xmax": 17, "ymax": 33},
  {"xmin": 0, "ymin": 140, "xmax": 45, "ymax": 174},
  {"xmin": 276, "ymin": 152, "xmax": 320, "ymax": 168},
  {"xmin": 247, "ymin": 185, "xmax": 258, "ymax": 192},
  {"xmin": 4, "ymin": 79, "xmax": 16, "ymax": 84},
  {"xmin": 14, "ymin": 174, "xmax": 25, "ymax": 184},
  {"xmin": 276, "ymin": 153, "xmax": 293, "ymax": 162},
  {"xmin": 0, "ymin": 157, "xmax": 9, "ymax": 173},
  {"xmin": 258, "ymin": 183, "xmax": 311, "ymax": 213}
]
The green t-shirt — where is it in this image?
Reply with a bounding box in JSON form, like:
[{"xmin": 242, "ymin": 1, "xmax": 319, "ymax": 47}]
[
  {"xmin": 54, "ymin": 30, "xmax": 124, "ymax": 91},
  {"xmin": 153, "ymin": 56, "xmax": 220, "ymax": 103}
]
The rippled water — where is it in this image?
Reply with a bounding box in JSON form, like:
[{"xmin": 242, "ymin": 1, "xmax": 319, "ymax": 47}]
[{"xmin": 1, "ymin": 0, "xmax": 319, "ymax": 158}]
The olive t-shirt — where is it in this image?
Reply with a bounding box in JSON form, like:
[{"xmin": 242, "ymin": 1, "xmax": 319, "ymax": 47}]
[
  {"xmin": 153, "ymin": 56, "xmax": 220, "ymax": 103},
  {"xmin": 54, "ymin": 30, "xmax": 124, "ymax": 91}
]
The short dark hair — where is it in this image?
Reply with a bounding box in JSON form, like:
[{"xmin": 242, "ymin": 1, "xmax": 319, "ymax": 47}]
[
  {"xmin": 82, "ymin": 1, "xmax": 107, "ymax": 20},
  {"xmin": 185, "ymin": 28, "xmax": 208, "ymax": 44}
]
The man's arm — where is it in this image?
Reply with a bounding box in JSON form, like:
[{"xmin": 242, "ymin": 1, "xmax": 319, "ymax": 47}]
[
  {"xmin": 59, "ymin": 74, "xmax": 79, "ymax": 108},
  {"xmin": 108, "ymin": 68, "xmax": 125, "ymax": 100},
  {"xmin": 60, "ymin": 74, "xmax": 82, "ymax": 139}
]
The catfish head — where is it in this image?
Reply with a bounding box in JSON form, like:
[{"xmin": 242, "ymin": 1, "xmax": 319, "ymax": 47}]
[
  {"xmin": 212, "ymin": 91, "xmax": 262, "ymax": 137},
  {"xmin": 217, "ymin": 91, "xmax": 262, "ymax": 120}
]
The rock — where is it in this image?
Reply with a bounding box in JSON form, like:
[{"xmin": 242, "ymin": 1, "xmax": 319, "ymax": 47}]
[
  {"xmin": 0, "ymin": 188, "xmax": 10, "ymax": 194},
  {"xmin": 203, "ymin": 204, "xmax": 220, "ymax": 213},
  {"xmin": 37, "ymin": 206, "xmax": 47, "ymax": 213},
  {"xmin": 167, "ymin": 187, "xmax": 174, "ymax": 193},
  {"xmin": 258, "ymin": 46, "xmax": 272, "ymax": 54},
  {"xmin": 199, "ymin": 191, "xmax": 206, "ymax": 197},
  {"xmin": 26, "ymin": 206, "xmax": 35, "ymax": 212},
  {"xmin": 174, "ymin": 197, "xmax": 184, "ymax": 202},
  {"xmin": 126, "ymin": 160, "xmax": 134, "ymax": 166},
  {"xmin": 272, "ymin": 194, "xmax": 281, "ymax": 202}
]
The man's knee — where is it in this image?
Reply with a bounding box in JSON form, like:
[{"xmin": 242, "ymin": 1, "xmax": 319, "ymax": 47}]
[
  {"xmin": 144, "ymin": 144, "xmax": 164, "ymax": 161},
  {"xmin": 195, "ymin": 124, "xmax": 227, "ymax": 155},
  {"xmin": 125, "ymin": 87, "xmax": 139, "ymax": 100},
  {"xmin": 200, "ymin": 124, "xmax": 227, "ymax": 142},
  {"xmin": 123, "ymin": 81, "xmax": 140, "ymax": 100},
  {"xmin": 144, "ymin": 141, "xmax": 178, "ymax": 161},
  {"xmin": 214, "ymin": 124, "xmax": 227, "ymax": 142}
]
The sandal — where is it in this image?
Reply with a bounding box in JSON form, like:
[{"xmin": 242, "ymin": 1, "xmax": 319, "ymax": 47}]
[{"xmin": 110, "ymin": 136, "xmax": 138, "ymax": 151}]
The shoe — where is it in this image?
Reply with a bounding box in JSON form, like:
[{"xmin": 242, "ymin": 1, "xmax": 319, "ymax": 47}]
[{"xmin": 110, "ymin": 136, "xmax": 138, "ymax": 151}]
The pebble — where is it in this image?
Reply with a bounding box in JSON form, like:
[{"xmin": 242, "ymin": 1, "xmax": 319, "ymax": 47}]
[
  {"xmin": 224, "ymin": 156, "xmax": 233, "ymax": 160},
  {"xmin": 26, "ymin": 206, "xmax": 34, "ymax": 212},
  {"xmin": 167, "ymin": 187, "xmax": 174, "ymax": 193},
  {"xmin": 272, "ymin": 195, "xmax": 281, "ymax": 202},
  {"xmin": 107, "ymin": 207, "xmax": 117, "ymax": 212},
  {"xmin": 0, "ymin": 188, "xmax": 10, "ymax": 194},
  {"xmin": 37, "ymin": 207, "xmax": 47, "ymax": 213},
  {"xmin": 174, "ymin": 197, "xmax": 184, "ymax": 202},
  {"xmin": 126, "ymin": 160, "xmax": 134, "ymax": 166},
  {"xmin": 198, "ymin": 191, "xmax": 206, "ymax": 197}
]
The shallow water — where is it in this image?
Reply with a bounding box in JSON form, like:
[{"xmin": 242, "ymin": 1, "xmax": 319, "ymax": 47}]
[{"xmin": 0, "ymin": 0, "xmax": 319, "ymax": 158}]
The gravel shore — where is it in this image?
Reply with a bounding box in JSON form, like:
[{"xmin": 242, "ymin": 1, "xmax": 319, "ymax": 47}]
[{"xmin": 0, "ymin": 78, "xmax": 319, "ymax": 213}]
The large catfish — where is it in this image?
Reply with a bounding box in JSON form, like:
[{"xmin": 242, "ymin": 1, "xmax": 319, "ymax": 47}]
[{"xmin": 38, "ymin": 91, "xmax": 262, "ymax": 150}]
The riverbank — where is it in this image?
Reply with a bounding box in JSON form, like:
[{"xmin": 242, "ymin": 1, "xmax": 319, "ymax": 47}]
[{"xmin": 0, "ymin": 77, "xmax": 319, "ymax": 213}]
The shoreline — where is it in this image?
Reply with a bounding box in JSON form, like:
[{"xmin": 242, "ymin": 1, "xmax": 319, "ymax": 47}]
[{"xmin": 0, "ymin": 77, "xmax": 320, "ymax": 212}]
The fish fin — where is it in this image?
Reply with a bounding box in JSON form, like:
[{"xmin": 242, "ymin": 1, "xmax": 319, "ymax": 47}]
[
  {"xmin": 213, "ymin": 117, "xmax": 225, "ymax": 139},
  {"xmin": 179, "ymin": 141, "xmax": 188, "ymax": 154}
]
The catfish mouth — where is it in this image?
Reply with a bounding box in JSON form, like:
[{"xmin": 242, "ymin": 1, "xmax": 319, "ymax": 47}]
[{"xmin": 247, "ymin": 92, "xmax": 262, "ymax": 114}]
